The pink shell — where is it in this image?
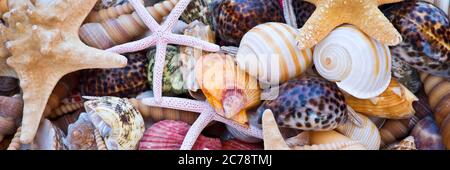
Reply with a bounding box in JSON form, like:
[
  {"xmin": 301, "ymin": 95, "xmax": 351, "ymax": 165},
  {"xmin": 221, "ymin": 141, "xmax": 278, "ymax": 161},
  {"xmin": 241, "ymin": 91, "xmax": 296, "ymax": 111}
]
[
  {"xmin": 222, "ymin": 139, "xmax": 263, "ymax": 150},
  {"xmin": 139, "ymin": 120, "xmax": 222, "ymax": 150}
]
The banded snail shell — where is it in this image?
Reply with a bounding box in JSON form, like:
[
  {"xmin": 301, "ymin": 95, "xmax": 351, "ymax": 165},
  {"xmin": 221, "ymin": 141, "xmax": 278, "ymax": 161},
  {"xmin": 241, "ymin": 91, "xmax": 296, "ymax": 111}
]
[
  {"xmin": 313, "ymin": 25, "xmax": 392, "ymax": 99},
  {"xmin": 236, "ymin": 22, "xmax": 313, "ymax": 85},
  {"xmin": 420, "ymin": 73, "xmax": 450, "ymax": 126},
  {"xmin": 336, "ymin": 113, "xmax": 381, "ymax": 150}
]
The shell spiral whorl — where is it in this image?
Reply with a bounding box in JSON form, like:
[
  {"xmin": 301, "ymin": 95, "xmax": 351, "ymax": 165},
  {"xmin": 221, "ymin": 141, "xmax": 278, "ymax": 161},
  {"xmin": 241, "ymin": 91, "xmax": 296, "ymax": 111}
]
[{"xmin": 85, "ymin": 0, "xmax": 144, "ymax": 23}]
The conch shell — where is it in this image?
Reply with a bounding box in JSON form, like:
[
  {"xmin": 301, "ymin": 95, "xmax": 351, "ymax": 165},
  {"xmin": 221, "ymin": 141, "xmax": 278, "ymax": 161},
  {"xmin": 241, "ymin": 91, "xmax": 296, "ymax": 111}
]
[
  {"xmin": 236, "ymin": 22, "xmax": 313, "ymax": 85},
  {"xmin": 313, "ymin": 25, "xmax": 392, "ymax": 99},
  {"xmin": 85, "ymin": 0, "xmax": 144, "ymax": 23},
  {"xmin": 344, "ymin": 79, "xmax": 418, "ymax": 119},
  {"xmin": 79, "ymin": 0, "xmax": 179, "ymax": 49},
  {"xmin": 196, "ymin": 53, "xmax": 261, "ymax": 124},
  {"xmin": 84, "ymin": 96, "xmax": 145, "ymax": 150}
]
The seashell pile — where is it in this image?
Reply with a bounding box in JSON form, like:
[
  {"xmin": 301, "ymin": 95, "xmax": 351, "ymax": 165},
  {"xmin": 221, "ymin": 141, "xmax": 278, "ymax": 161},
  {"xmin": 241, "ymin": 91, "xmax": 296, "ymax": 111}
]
[{"xmin": 0, "ymin": 0, "xmax": 448, "ymax": 150}]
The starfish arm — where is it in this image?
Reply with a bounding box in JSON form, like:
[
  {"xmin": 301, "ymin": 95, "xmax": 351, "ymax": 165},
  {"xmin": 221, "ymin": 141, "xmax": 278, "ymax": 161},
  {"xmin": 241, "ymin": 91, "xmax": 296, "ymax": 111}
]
[
  {"xmin": 140, "ymin": 97, "xmax": 209, "ymax": 113},
  {"xmin": 180, "ymin": 110, "xmax": 215, "ymax": 150},
  {"xmin": 377, "ymin": 0, "xmax": 402, "ymax": 5},
  {"xmin": 214, "ymin": 114, "xmax": 263, "ymax": 139},
  {"xmin": 296, "ymin": 5, "xmax": 341, "ymax": 49},
  {"xmin": 72, "ymin": 44, "xmax": 128, "ymax": 70},
  {"xmin": 106, "ymin": 35, "xmax": 157, "ymax": 54},
  {"xmin": 161, "ymin": 0, "xmax": 192, "ymax": 32},
  {"xmin": 129, "ymin": 0, "xmax": 160, "ymax": 32},
  {"xmin": 152, "ymin": 42, "xmax": 168, "ymax": 103},
  {"xmin": 262, "ymin": 109, "xmax": 290, "ymax": 150},
  {"xmin": 355, "ymin": 8, "xmax": 402, "ymax": 46},
  {"xmin": 168, "ymin": 34, "xmax": 220, "ymax": 52}
]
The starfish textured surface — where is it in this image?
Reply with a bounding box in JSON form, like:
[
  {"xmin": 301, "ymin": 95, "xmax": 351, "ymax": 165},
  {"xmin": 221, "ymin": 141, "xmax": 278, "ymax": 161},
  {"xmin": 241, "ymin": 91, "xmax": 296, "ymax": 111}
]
[
  {"xmin": 107, "ymin": 0, "xmax": 220, "ymax": 103},
  {"xmin": 2, "ymin": 0, "xmax": 127, "ymax": 143},
  {"xmin": 296, "ymin": 0, "xmax": 403, "ymax": 49}
]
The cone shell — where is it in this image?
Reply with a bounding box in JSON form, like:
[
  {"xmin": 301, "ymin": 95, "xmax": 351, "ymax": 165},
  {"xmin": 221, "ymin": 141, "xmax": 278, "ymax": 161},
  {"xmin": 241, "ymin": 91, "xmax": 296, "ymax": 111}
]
[
  {"xmin": 31, "ymin": 119, "xmax": 66, "ymax": 150},
  {"xmin": 84, "ymin": 96, "xmax": 145, "ymax": 150},
  {"xmin": 310, "ymin": 131, "xmax": 366, "ymax": 150},
  {"xmin": 411, "ymin": 116, "xmax": 445, "ymax": 150},
  {"xmin": 336, "ymin": 113, "xmax": 381, "ymax": 150},
  {"xmin": 80, "ymin": 52, "xmax": 149, "ymax": 98},
  {"xmin": 221, "ymin": 139, "xmax": 262, "ymax": 150},
  {"xmin": 344, "ymin": 79, "xmax": 418, "ymax": 119},
  {"xmin": 63, "ymin": 113, "xmax": 97, "ymax": 150},
  {"xmin": 314, "ymin": 25, "xmax": 392, "ymax": 99},
  {"xmin": 420, "ymin": 73, "xmax": 450, "ymax": 126},
  {"xmin": 180, "ymin": 20, "xmax": 216, "ymax": 92},
  {"xmin": 196, "ymin": 53, "xmax": 261, "ymax": 124},
  {"xmin": 236, "ymin": 22, "xmax": 313, "ymax": 85},
  {"xmin": 139, "ymin": 120, "xmax": 222, "ymax": 150},
  {"xmin": 257, "ymin": 76, "xmax": 348, "ymax": 131},
  {"xmin": 385, "ymin": 1, "xmax": 450, "ymax": 78},
  {"xmin": 211, "ymin": 0, "xmax": 285, "ymax": 45}
]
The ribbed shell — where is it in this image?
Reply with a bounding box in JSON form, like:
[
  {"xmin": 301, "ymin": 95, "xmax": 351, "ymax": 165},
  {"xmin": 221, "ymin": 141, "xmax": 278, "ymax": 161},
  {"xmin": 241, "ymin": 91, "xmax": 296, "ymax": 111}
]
[
  {"xmin": 336, "ymin": 113, "xmax": 381, "ymax": 150},
  {"xmin": 420, "ymin": 73, "xmax": 450, "ymax": 126},
  {"xmin": 236, "ymin": 22, "xmax": 313, "ymax": 85},
  {"xmin": 84, "ymin": 96, "xmax": 145, "ymax": 150}
]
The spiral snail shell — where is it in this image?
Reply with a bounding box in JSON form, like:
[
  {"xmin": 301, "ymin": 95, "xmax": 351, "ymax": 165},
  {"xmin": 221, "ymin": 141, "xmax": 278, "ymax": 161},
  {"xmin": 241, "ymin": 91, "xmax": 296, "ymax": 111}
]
[
  {"xmin": 313, "ymin": 25, "xmax": 392, "ymax": 99},
  {"xmin": 85, "ymin": 0, "xmax": 144, "ymax": 23}
]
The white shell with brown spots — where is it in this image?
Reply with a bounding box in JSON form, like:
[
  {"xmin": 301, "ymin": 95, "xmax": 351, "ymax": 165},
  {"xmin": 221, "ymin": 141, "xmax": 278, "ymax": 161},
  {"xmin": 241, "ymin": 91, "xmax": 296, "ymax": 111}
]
[{"xmin": 257, "ymin": 76, "xmax": 348, "ymax": 131}]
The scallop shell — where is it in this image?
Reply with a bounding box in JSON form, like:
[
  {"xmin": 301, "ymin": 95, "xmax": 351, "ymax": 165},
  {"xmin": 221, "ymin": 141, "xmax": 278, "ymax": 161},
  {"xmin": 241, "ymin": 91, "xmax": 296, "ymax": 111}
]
[
  {"xmin": 147, "ymin": 45, "xmax": 187, "ymax": 96},
  {"xmin": 221, "ymin": 139, "xmax": 262, "ymax": 150},
  {"xmin": 344, "ymin": 79, "xmax": 418, "ymax": 119},
  {"xmin": 128, "ymin": 98, "xmax": 200, "ymax": 125},
  {"xmin": 179, "ymin": 20, "xmax": 215, "ymax": 92},
  {"xmin": 420, "ymin": 73, "xmax": 450, "ymax": 126},
  {"xmin": 0, "ymin": 95, "xmax": 23, "ymax": 142},
  {"xmin": 386, "ymin": 136, "xmax": 417, "ymax": 150},
  {"xmin": 313, "ymin": 25, "xmax": 392, "ymax": 99},
  {"xmin": 385, "ymin": 1, "xmax": 449, "ymax": 78},
  {"xmin": 257, "ymin": 76, "xmax": 348, "ymax": 131},
  {"xmin": 86, "ymin": 0, "xmax": 143, "ymax": 23},
  {"xmin": 236, "ymin": 22, "xmax": 313, "ymax": 85},
  {"xmin": 309, "ymin": 131, "xmax": 366, "ymax": 150},
  {"xmin": 63, "ymin": 113, "xmax": 97, "ymax": 150},
  {"xmin": 211, "ymin": 0, "xmax": 285, "ymax": 45},
  {"xmin": 79, "ymin": 0, "xmax": 178, "ymax": 49},
  {"xmin": 84, "ymin": 96, "xmax": 145, "ymax": 150},
  {"xmin": 31, "ymin": 119, "xmax": 66, "ymax": 150},
  {"xmin": 336, "ymin": 113, "xmax": 381, "ymax": 150},
  {"xmin": 196, "ymin": 53, "xmax": 261, "ymax": 124},
  {"xmin": 139, "ymin": 120, "xmax": 222, "ymax": 150},
  {"xmin": 392, "ymin": 55, "xmax": 422, "ymax": 93},
  {"xmin": 411, "ymin": 116, "xmax": 445, "ymax": 150},
  {"xmin": 80, "ymin": 52, "xmax": 149, "ymax": 98}
]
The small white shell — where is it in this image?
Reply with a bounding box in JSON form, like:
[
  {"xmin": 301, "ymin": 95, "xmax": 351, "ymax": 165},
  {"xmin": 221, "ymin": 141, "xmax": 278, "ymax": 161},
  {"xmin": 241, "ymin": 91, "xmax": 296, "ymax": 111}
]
[
  {"xmin": 84, "ymin": 96, "xmax": 145, "ymax": 150},
  {"xmin": 236, "ymin": 22, "xmax": 313, "ymax": 85},
  {"xmin": 313, "ymin": 25, "xmax": 392, "ymax": 99}
]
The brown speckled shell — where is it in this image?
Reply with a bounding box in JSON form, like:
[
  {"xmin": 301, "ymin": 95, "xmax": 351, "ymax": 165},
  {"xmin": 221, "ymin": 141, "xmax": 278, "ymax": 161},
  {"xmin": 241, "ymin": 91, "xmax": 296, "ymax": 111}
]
[
  {"xmin": 212, "ymin": 0, "xmax": 285, "ymax": 46},
  {"xmin": 385, "ymin": 1, "xmax": 450, "ymax": 78},
  {"xmin": 257, "ymin": 76, "xmax": 348, "ymax": 131},
  {"xmin": 292, "ymin": 0, "xmax": 315, "ymax": 28},
  {"xmin": 80, "ymin": 52, "xmax": 149, "ymax": 98}
]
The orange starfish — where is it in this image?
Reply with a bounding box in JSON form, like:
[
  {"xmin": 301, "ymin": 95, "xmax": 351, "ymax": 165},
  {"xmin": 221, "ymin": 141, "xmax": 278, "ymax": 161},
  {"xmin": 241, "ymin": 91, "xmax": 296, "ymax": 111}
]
[{"xmin": 296, "ymin": 0, "xmax": 403, "ymax": 49}]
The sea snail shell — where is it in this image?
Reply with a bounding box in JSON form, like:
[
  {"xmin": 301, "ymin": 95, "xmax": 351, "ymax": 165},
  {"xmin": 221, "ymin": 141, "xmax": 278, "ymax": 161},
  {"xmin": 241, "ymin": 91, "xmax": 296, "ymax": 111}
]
[{"xmin": 313, "ymin": 25, "xmax": 392, "ymax": 99}]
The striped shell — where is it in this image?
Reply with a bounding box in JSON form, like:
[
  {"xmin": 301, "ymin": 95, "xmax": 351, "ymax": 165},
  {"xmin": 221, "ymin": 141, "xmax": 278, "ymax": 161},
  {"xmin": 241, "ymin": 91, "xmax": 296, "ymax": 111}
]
[
  {"xmin": 336, "ymin": 113, "xmax": 381, "ymax": 150},
  {"xmin": 139, "ymin": 120, "xmax": 222, "ymax": 150},
  {"xmin": 196, "ymin": 53, "xmax": 261, "ymax": 124},
  {"xmin": 344, "ymin": 79, "xmax": 418, "ymax": 119},
  {"xmin": 80, "ymin": 52, "xmax": 149, "ymax": 98},
  {"xmin": 181, "ymin": 0, "xmax": 212, "ymax": 25},
  {"xmin": 236, "ymin": 22, "xmax": 313, "ymax": 85},
  {"xmin": 314, "ymin": 25, "xmax": 392, "ymax": 99},
  {"xmin": 147, "ymin": 45, "xmax": 187, "ymax": 96},
  {"xmin": 84, "ymin": 96, "xmax": 145, "ymax": 150},
  {"xmin": 385, "ymin": 1, "xmax": 450, "ymax": 78},
  {"xmin": 411, "ymin": 116, "xmax": 445, "ymax": 150},
  {"xmin": 309, "ymin": 131, "xmax": 366, "ymax": 150},
  {"xmin": 211, "ymin": 0, "xmax": 285, "ymax": 45},
  {"xmin": 86, "ymin": 0, "xmax": 143, "ymax": 23},
  {"xmin": 257, "ymin": 76, "xmax": 348, "ymax": 131}
]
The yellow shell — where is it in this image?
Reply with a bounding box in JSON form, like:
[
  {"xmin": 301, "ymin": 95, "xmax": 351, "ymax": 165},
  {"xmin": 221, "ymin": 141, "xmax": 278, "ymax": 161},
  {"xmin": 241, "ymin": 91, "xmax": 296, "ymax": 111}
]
[
  {"xmin": 344, "ymin": 79, "xmax": 418, "ymax": 119},
  {"xmin": 310, "ymin": 131, "xmax": 367, "ymax": 150},
  {"xmin": 196, "ymin": 53, "xmax": 261, "ymax": 125},
  {"xmin": 336, "ymin": 113, "xmax": 381, "ymax": 150}
]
